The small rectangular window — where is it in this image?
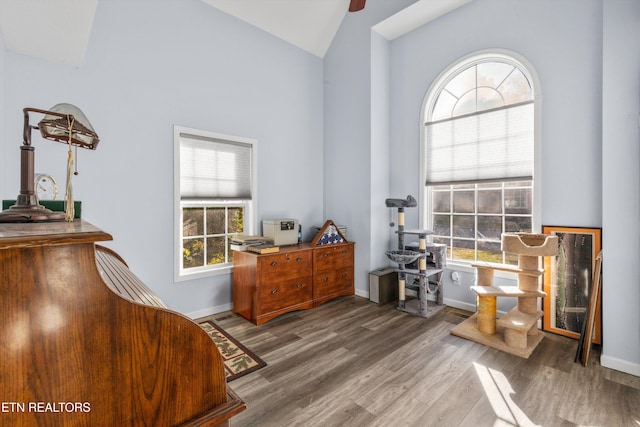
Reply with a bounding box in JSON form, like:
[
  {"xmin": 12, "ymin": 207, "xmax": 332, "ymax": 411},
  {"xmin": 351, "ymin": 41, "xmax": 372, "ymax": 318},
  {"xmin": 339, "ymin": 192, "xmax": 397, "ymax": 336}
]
[{"xmin": 174, "ymin": 126, "xmax": 256, "ymax": 281}]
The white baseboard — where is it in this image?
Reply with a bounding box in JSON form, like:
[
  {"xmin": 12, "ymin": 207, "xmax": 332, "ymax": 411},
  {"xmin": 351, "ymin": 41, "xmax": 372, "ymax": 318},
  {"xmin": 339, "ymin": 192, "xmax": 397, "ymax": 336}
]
[
  {"xmin": 185, "ymin": 302, "xmax": 232, "ymax": 320},
  {"xmin": 443, "ymin": 298, "xmax": 476, "ymax": 313},
  {"xmin": 358, "ymin": 290, "xmax": 484, "ymax": 315},
  {"xmin": 355, "ymin": 288, "xmax": 369, "ymax": 299},
  {"xmin": 601, "ymin": 354, "xmax": 640, "ymax": 377}
]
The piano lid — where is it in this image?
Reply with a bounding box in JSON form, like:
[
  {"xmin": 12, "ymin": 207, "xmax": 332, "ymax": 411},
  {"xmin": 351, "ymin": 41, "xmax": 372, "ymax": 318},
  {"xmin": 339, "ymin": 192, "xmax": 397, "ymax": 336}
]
[{"xmin": 0, "ymin": 219, "xmax": 112, "ymax": 249}]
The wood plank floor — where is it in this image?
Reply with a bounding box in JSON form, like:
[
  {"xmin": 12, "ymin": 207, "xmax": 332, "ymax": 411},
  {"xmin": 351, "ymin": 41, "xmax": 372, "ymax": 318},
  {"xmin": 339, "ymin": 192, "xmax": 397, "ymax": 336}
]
[{"xmin": 201, "ymin": 296, "xmax": 640, "ymax": 427}]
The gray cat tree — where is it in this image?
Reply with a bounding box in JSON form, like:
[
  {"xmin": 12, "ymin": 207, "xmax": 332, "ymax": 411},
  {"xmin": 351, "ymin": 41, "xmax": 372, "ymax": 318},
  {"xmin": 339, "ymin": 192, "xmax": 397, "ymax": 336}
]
[
  {"xmin": 384, "ymin": 195, "xmax": 446, "ymax": 318},
  {"xmin": 451, "ymin": 232, "xmax": 557, "ymax": 358}
]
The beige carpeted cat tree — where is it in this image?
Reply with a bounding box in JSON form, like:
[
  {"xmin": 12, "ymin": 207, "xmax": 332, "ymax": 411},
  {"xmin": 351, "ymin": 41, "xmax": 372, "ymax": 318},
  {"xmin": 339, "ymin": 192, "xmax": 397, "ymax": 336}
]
[{"xmin": 451, "ymin": 232, "xmax": 558, "ymax": 358}]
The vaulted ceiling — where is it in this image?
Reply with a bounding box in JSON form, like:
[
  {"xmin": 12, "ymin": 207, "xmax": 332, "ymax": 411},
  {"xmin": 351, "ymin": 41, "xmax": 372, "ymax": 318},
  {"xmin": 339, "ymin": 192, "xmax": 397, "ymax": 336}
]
[
  {"xmin": 0, "ymin": 0, "xmax": 99, "ymax": 66},
  {"xmin": 0, "ymin": 0, "xmax": 471, "ymax": 66},
  {"xmin": 201, "ymin": 0, "xmax": 350, "ymax": 58}
]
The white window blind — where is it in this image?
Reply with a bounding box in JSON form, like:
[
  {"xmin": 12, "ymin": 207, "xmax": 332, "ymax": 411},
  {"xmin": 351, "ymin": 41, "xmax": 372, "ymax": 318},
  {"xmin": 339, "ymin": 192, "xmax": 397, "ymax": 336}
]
[
  {"xmin": 425, "ymin": 101, "xmax": 533, "ymax": 185},
  {"xmin": 179, "ymin": 134, "xmax": 252, "ymax": 200}
]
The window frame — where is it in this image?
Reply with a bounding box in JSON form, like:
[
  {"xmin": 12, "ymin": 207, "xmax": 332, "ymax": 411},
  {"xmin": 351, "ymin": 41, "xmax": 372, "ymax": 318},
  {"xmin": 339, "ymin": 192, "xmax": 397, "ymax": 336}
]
[
  {"xmin": 419, "ymin": 50, "xmax": 541, "ymax": 273},
  {"xmin": 174, "ymin": 126, "xmax": 257, "ymax": 281}
]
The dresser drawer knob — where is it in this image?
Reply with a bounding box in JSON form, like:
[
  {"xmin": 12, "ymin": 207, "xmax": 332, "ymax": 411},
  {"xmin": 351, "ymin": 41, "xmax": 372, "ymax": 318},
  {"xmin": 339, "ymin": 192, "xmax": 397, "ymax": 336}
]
[
  {"xmin": 341, "ymin": 273, "xmax": 347, "ymax": 278},
  {"xmin": 296, "ymin": 283, "xmax": 302, "ymax": 288},
  {"xmin": 271, "ymin": 289, "xmax": 277, "ymax": 294},
  {"xmin": 341, "ymin": 250, "xmax": 347, "ymax": 255},
  {"xmin": 323, "ymin": 253, "xmax": 328, "ymax": 258},
  {"xmin": 296, "ymin": 257, "xmax": 303, "ymax": 262},
  {"xmin": 323, "ymin": 277, "xmax": 328, "ymax": 282},
  {"xmin": 270, "ymin": 261, "xmax": 278, "ymax": 266}
]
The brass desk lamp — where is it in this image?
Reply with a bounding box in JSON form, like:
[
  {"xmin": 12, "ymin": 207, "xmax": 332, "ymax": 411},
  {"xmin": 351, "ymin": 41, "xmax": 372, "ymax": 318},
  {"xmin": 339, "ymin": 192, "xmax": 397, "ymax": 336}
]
[{"xmin": 0, "ymin": 104, "xmax": 99, "ymax": 222}]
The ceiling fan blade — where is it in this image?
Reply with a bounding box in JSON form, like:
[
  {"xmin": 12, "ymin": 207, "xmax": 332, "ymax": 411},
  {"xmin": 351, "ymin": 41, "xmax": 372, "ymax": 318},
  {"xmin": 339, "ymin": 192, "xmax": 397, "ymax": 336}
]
[{"xmin": 349, "ymin": 0, "xmax": 366, "ymax": 12}]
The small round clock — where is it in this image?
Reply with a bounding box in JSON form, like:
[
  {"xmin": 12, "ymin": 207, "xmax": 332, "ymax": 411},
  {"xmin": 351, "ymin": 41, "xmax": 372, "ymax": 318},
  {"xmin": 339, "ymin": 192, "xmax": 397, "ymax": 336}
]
[{"xmin": 35, "ymin": 173, "xmax": 58, "ymax": 200}]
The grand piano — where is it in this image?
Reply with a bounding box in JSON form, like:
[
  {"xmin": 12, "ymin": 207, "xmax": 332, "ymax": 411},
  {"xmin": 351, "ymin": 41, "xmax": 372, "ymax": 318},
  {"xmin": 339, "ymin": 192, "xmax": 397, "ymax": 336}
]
[{"xmin": 0, "ymin": 220, "xmax": 245, "ymax": 426}]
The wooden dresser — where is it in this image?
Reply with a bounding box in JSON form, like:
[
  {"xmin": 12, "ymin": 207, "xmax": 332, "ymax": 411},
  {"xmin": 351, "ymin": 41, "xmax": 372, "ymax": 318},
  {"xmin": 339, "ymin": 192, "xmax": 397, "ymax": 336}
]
[
  {"xmin": 312, "ymin": 243, "xmax": 355, "ymax": 306},
  {"xmin": 233, "ymin": 241, "xmax": 355, "ymax": 325},
  {"xmin": 0, "ymin": 220, "xmax": 245, "ymax": 426}
]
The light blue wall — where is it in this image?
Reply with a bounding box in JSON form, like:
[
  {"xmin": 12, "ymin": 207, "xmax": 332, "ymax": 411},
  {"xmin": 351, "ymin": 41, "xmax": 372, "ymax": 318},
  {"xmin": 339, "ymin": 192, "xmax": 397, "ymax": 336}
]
[
  {"xmin": 0, "ymin": 0, "xmax": 324, "ymax": 316},
  {"xmin": 602, "ymin": 0, "xmax": 640, "ymax": 376},
  {"xmin": 323, "ymin": 0, "xmax": 416, "ymax": 298},
  {"xmin": 370, "ymin": 31, "xmax": 392, "ymax": 270}
]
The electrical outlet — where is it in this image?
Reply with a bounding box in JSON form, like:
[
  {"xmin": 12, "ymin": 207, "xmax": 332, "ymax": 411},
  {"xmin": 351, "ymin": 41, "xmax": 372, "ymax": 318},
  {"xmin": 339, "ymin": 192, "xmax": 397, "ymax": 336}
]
[{"xmin": 451, "ymin": 271, "xmax": 461, "ymax": 285}]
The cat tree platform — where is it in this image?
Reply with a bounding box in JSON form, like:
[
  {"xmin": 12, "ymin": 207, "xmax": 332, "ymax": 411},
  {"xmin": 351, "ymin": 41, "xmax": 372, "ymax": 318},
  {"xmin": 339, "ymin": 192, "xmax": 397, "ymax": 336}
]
[{"xmin": 450, "ymin": 313, "xmax": 545, "ymax": 358}]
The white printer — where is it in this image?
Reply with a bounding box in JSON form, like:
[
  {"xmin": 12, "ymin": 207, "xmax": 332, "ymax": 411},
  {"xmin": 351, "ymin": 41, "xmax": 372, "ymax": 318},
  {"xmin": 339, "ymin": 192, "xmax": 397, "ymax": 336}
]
[{"xmin": 262, "ymin": 219, "xmax": 299, "ymax": 246}]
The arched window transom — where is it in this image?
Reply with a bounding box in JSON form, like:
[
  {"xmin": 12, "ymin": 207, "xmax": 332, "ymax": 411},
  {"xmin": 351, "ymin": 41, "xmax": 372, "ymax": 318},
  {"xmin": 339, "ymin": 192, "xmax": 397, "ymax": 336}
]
[{"xmin": 431, "ymin": 61, "xmax": 533, "ymax": 121}]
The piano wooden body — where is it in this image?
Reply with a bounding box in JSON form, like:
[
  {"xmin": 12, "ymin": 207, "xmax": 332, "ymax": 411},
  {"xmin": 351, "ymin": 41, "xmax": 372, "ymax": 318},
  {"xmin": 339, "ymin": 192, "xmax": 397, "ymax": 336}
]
[{"xmin": 0, "ymin": 220, "xmax": 245, "ymax": 426}]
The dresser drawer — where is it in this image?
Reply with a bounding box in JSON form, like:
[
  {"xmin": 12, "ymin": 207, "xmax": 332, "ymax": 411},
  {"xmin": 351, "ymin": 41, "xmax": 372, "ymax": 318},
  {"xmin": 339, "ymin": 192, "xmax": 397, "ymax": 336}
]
[
  {"xmin": 257, "ymin": 250, "xmax": 312, "ymax": 282},
  {"xmin": 313, "ymin": 268, "xmax": 353, "ymax": 299},
  {"xmin": 313, "ymin": 244, "xmax": 353, "ymax": 273},
  {"xmin": 257, "ymin": 276, "xmax": 313, "ymax": 314}
]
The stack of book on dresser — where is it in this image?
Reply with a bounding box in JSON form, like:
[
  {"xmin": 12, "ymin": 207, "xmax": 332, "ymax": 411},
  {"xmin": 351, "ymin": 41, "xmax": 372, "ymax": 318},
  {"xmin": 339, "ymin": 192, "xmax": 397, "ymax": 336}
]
[{"xmin": 230, "ymin": 235, "xmax": 279, "ymax": 254}]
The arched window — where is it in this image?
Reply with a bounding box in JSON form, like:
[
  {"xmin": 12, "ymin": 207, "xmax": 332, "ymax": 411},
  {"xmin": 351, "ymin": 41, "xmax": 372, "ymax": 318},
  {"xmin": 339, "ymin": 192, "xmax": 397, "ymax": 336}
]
[{"xmin": 422, "ymin": 52, "xmax": 537, "ymax": 265}]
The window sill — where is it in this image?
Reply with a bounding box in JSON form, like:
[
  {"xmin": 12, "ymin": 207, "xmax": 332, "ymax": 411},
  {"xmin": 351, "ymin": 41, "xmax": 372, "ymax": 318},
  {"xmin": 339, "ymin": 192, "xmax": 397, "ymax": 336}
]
[
  {"xmin": 175, "ymin": 264, "xmax": 233, "ymax": 282},
  {"xmin": 446, "ymin": 260, "xmax": 519, "ymax": 281}
]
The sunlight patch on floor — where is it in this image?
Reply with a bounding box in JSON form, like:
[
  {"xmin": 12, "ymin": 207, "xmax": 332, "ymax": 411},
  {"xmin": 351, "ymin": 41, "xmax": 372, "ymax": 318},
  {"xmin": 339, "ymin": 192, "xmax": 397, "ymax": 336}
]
[{"xmin": 473, "ymin": 362, "xmax": 540, "ymax": 427}]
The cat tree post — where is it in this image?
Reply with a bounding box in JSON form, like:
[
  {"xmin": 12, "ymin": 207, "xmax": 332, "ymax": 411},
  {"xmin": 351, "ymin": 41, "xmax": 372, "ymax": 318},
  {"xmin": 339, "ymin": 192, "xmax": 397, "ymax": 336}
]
[
  {"xmin": 516, "ymin": 253, "xmax": 540, "ymax": 314},
  {"xmin": 475, "ymin": 266, "xmax": 497, "ymax": 334},
  {"xmin": 396, "ymin": 206, "xmax": 406, "ymax": 308},
  {"xmin": 477, "ymin": 295, "xmax": 497, "ymax": 334}
]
